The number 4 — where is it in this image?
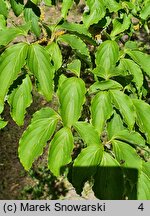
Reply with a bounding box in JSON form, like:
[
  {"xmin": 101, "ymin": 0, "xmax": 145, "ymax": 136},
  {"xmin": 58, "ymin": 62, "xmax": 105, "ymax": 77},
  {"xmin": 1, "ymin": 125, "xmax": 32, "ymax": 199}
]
[{"xmin": 138, "ymin": 203, "xmax": 144, "ymax": 211}]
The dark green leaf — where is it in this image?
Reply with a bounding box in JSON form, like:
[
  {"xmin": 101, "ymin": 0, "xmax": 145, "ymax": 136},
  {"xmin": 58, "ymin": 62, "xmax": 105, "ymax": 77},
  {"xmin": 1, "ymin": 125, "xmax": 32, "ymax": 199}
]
[
  {"xmin": 93, "ymin": 152, "xmax": 124, "ymax": 200},
  {"xmin": 72, "ymin": 145, "xmax": 103, "ymax": 193}
]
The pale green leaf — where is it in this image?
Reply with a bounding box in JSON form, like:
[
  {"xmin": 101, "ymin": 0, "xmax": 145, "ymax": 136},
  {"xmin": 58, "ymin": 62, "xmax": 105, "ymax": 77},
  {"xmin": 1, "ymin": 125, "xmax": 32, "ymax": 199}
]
[
  {"xmin": 0, "ymin": 43, "xmax": 28, "ymax": 114},
  {"xmin": 73, "ymin": 121, "xmax": 101, "ymax": 147},
  {"xmin": 93, "ymin": 152, "xmax": 124, "ymax": 200},
  {"xmin": 72, "ymin": 145, "xmax": 103, "ymax": 193},
  {"xmin": 0, "ymin": 14, "xmax": 6, "ymax": 30},
  {"xmin": 58, "ymin": 77, "xmax": 86, "ymax": 127},
  {"xmin": 61, "ymin": 0, "xmax": 73, "ymax": 18},
  {"xmin": 10, "ymin": 0, "xmax": 24, "ymax": 16},
  {"xmin": 67, "ymin": 59, "xmax": 81, "ymax": 77},
  {"xmin": 48, "ymin": 127, "xmax": 74, "ymax": 176},
  {"xmin": 110, "ymin": 14, "xmax": 131, "ymax": 38},
  {"xmin": 0, "ymin": 0, "xmax": 8, "ymax": 18},
  {"xmin": 133, "ymin": 99, "xmax": 150, "ymax": 143},
  {"xmin": 0, "ymin": 27, "xmax": 27, "ymax": 46},
  {"xmin": 19, "ymin": 108, "xmax": 59, "ymax": 170},
  {"xmin": 94, "ymin": 40, "xmax": 119, "ymax": 79},
  {"xmin": 119, "ymin": 59, "xmax": 143, "ymax": 90},
  {"xmin": 27, "ymin": 44, "xmax": 55, "ymax": 101},
  {"xmin": 112, "ymin": 140, "xmax": 142, "ymax": 169},
  {"xmin": 83, "ymin": 0, "xmax": 106, "ymax": 28},
  {"xmin": 110, "ymin": 90, "xmax": 135, "ymax": 130},
  {"xmin": 107, "ymin": 110, "xmax": 125, "ymax": 140},
  {"xmin": 46, "ymin": 42, "xmax": 62, "ymax": 71},
  {"xmin": 8, "ymin": 75, "xmax": 32, "ymax": 126},
  {"xmin": 58, "ymin": 34, "xmax": 91, "ymax": 64},
  {"xmin": 112, "ymin": 130, "xmax": 145, "ymax": 147},
  {"xmin": 89, "ymin": 80, "xmax": 122, "ymax": 94},
  {"xmin": 140, "ymin": 1, "xmax": 150, "ymax": 20},
  {"xmin": 91, "ymin": 91, "xmax": 113, "ymax": 135},
  {"xmin": 126, "ymin": 50, "xmax": 150, "ymax": 77}
]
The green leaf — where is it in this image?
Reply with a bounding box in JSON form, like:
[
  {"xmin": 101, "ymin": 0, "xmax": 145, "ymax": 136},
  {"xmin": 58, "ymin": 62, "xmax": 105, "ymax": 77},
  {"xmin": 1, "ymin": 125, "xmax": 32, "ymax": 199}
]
[
  {"xmin": 83, "ymin": 0, "xmax": 106, "ymax": 28},
  {"xmin": 0, "ymin": 27, "xmax": 28, "ymax": 46},
  {"xmin": 119, "ymin": 59, "xmax": 143, "ymax": 90},
  {"xmin": 58, "ymin": 34, "xmax": 91, "ymax": 64},
  {"xmin": 110, "ymin": 14, "xmax": 131, "ymax": 38},
  {"xmin": 0, "ymin": 14, "xmax": 6, "ymax": 30},
  {"xmin": 126, "ymin": 50, "xmax": 150, "ymax": 77},
  {"xmin": 43, "ymin": 0, "xmax": 51, "ymax": 6},
  {"xmin": 138, "ymin": 170, "xmax": 150, "ymax": 200},
  {"xmin": 67, "ymin": 59, "xmax": 81, "ymax": 77},
  {"xmin": 0, "ymin": 0, "xmax": 8, "ymax": 18},
  {"xmin": 19, "ymin": 108, "xmax": 59, "ymax": 170},
  {"xmin": 46, "ymin": 42, "xmax": 62, "ymax": 71},
  {"xmin": 0, "ymin": 43, "xmax": 28, "ymax": 114},
  {"xmin": 112, "ymin": 130, "xmax": 145, "ymax": 147},
  {"xmin": 110, "ymin": 90, "xmax": 135, "ymax": 130},
  {"xmin": 8, "ymin": 75, "xmax": 32, "ymax": 126},
  {"xmin": 0, "ymin": 118, "xmax": 7, "ymax": 129},
  {"xmin": 24, "ymin": 7, "xmax": 41, "ymax": 37},
  {"xmin": 133, "ymin": 99, "xmax": 150, "ymax": 143},
  {"xmin": 61, "ymin": 0, "xmax": 73, "ymax": 18},
  {"xmin": 94, "ymin": 40, "xmax": 119, "ymax": 79},
  {"xmin": 107, "ymin": 110, "xmax": 125, "ymax": 140},
  {"xmin": 140, "ymin": 1, "xmax": 150, "ymax": 20},
  {"xmin": 104, "ymin": 0, "xmax": 121, "ymax": 12},
  {"xmin": 30, "ymin": 0, "xmax": 41, "ymax": 4},
  {"xmin": 48, "ymin": 127, "xmax": 74, "ymax": 176},
  {"xmin": 112, "ymin": 140, "xmax": 142, "ymax": 169},
  {"xmin": 10, "ymin": 0, "xmax": 24, "ymax": 16},
  {"xmin": 93, "ymin": 152, "xmax": 124, "ymax": 200},
  {"xmin": 27, "ymin": 44, "xmax": 55, "ymax": 101},
  {"xmin": 91, "ymin": 91, "xmax": 113, "ymax": 135},
  {"xmin": 73, "ymin": 121, "xmax": 101, "ymax": 147},
  {"xmin": 89, "ymin": 80, "xmax": 122, "ymax": 94},
  {"xmin": 72, "ymin": 145, "xmax": 103, "ymax": 193},
  {"xmin": 58, "ymin": 77, "xmax": 86, "ymax": 127},
  {"xmin": 59, "ymin": 21, "xmax": 91, "ymax": 37}
]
